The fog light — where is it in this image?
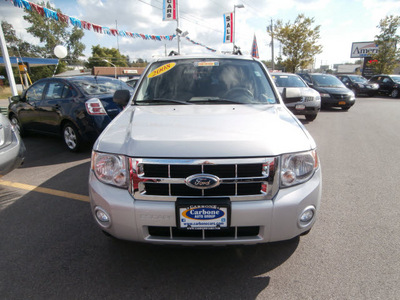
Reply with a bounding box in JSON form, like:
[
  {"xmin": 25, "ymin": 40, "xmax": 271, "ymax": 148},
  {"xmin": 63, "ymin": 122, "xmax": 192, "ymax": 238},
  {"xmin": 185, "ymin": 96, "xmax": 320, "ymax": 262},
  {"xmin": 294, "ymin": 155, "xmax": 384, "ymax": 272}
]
[
  {"xmin": 298, "ymin": 206, "xmax": 315, "ymax": 227},
  {"xmin": 94, "ymin": 207, "xmax": 111, "ymax": 227}
]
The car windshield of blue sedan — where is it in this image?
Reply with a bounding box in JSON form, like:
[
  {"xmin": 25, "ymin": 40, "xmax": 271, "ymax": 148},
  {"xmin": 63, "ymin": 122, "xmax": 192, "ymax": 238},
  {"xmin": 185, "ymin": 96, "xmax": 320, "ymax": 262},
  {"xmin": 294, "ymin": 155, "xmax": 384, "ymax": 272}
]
[
  {"xmin": 135, "ymin": 58, "xmax": 278, "ymax": 105},
  {"xmin": 312, "ymin": 75, "xmax": 346, "ymax": 88},
  {"xmin": 69, "ymin": 77, "xmax": 134, "ymax": 95}
]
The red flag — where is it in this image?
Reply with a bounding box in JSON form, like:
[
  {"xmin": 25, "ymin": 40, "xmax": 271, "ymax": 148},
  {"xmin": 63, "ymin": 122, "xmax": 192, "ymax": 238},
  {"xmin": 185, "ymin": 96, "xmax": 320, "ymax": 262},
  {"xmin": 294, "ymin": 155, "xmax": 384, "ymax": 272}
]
[{"xmin": 251, "ymin": 34, "xmax": 259, "ymax": 58}]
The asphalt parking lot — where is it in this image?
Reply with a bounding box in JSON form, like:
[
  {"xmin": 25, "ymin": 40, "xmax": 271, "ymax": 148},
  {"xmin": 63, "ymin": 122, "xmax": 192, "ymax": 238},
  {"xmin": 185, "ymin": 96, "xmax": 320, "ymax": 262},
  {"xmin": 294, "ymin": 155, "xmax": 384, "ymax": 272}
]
[{"xmin": 1, "ymin": 96, "xmax": 400, "ymax": 299}]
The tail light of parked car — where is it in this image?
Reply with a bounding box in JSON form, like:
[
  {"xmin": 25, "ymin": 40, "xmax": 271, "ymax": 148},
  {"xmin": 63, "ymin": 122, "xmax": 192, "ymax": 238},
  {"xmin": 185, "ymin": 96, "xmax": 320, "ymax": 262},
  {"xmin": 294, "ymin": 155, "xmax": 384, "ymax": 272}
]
[{"xmin": 85, "ymin": 98, "xmax": 107, "ymax": 115}]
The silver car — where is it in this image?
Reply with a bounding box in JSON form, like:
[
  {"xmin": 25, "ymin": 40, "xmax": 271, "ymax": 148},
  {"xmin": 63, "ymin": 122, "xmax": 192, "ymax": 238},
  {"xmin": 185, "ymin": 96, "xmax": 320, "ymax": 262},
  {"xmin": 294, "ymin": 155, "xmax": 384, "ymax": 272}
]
[
  {"xmin": 89, "ymin": 54, "xmax": 322, "ymax": 245},
  {"xmin": 271, "ymin": 72, "xmax": 321, "ymax": 121},
  {"xmin": 0, "ymin": 114, "xmax": 25, "ymax": 176}
]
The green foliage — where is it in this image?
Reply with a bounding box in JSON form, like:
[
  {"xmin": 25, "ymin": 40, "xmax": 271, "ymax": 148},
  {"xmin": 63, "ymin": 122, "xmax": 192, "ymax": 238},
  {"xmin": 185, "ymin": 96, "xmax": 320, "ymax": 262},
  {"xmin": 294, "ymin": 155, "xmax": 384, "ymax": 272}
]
[
  {"xmin": 268, "ymin": 14, "xmax": 322, "ymax": 73},
  {"xmin": 369, "ymin": 15, "xmax": 400, "ymax": 74},
  {"xmin": 85, "ymin": 45, "xmax": 129, "ymax": 68},
  {"xmin": 23, "ymin": 1, "xmax": 85, "ymax": 64}
]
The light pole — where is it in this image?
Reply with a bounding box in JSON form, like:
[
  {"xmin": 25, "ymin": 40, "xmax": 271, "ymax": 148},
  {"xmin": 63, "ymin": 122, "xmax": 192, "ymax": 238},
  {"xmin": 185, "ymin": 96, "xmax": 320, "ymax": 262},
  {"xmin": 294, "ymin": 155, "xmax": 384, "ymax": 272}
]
[
  {"xmin": 103, "ymin": 59, "xmax": 117, "ymax": 79},
  {"xmin": 233, "ymin": 4, "xmax": 244, "ymax": 52}
]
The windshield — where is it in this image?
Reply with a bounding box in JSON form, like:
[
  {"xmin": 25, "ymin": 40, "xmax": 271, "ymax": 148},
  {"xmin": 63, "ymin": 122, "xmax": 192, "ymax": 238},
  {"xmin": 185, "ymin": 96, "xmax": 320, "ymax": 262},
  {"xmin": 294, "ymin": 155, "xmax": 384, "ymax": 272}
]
[
  {"xmin": 348, "ymin": 75, "xmax": 367, "ymax": 83},
  {"xmin": 312, "ymin": 75, "xmax": 346, "ymax": 88},
  {"xmin": 272, "ymin": 74, "xmax": 307, "ymax": 88},
  {"xmin": 391, "ymin": 76, "xmax": 400, "ymax": 83},
  {"xmin": 70, "ymin": 77, "xmax": 134, "ymax": 95},
  {"xmin": 135, "ymin": 58, "xmax": 278, "ymax": 105}
]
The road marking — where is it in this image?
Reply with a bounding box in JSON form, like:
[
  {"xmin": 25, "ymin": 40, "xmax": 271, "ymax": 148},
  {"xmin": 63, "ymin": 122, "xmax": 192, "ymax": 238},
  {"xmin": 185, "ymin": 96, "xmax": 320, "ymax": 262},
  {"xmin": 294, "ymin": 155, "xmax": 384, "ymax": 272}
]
[{"xmin": 0, "ymin": 179, "xmax": 89, "ymax": 202}]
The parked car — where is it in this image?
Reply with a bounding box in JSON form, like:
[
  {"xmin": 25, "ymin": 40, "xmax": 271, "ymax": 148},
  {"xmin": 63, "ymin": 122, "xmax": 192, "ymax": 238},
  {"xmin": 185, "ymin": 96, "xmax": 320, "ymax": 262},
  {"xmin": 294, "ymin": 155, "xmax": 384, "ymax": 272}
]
[
  {"xmin": 298, "ymin": 73, "xmax": 355, "ymax": 110},
  {"xmin": 368, "ymin": 75, "xmax": 400, "ymax": 98},
  {"xmin": 336, "ymin": 74, "xmax": 379, "ymax": 97},
  {"xmin": 0, "ymin": 114, "xmax": 26, "ymax": 176},
  {"xmin": 89, "ymin": 54, "xmax": 322, "ymax": 246},
  {"xmin": 271, "ymin": 72, "xmax": 321, "ymax": 121},
  {"xmin": 125, "ymin": 78, "xmax": 139, "ymax": 88},
  {"xmin": 8, "ymin": 76, "xmax": 134, "ymax": 151}
]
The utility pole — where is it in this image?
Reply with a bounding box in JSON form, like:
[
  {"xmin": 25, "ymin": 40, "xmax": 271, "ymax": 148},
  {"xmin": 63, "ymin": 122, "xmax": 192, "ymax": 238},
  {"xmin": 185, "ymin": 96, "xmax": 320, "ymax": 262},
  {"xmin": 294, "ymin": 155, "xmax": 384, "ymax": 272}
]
[{"xmin": 268, "ymin": 19, "xmax": 275, "ymax": 71}]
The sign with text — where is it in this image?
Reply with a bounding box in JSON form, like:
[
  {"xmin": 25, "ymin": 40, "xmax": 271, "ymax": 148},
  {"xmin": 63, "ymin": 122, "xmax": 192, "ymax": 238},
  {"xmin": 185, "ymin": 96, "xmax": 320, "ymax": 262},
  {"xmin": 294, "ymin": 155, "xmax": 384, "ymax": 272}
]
[
  {"xmin": 223, "ymin": 12, "xmax": 233, "ymax": 44},
  {"xmin": 163, "ymin": 0, "xmax": 177, "ymax": 21},
  {"xmin": 351, "ymin": 42, "xmax": 379, "ymax": 58}
]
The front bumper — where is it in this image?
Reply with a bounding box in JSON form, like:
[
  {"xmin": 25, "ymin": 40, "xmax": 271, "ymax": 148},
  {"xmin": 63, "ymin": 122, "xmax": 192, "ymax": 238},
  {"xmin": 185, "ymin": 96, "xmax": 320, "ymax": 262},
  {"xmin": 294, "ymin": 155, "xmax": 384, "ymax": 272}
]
[
  {"xmin": 321, "ymin": 95, "xmax": 355, "ymax": 108},
  {"xmin": 0, "ymin": 129, "xmax": 26, "ymax": 176},
  {"xmin": 89, "ymin": 168, "xmax": 322, "ymax": 245}
]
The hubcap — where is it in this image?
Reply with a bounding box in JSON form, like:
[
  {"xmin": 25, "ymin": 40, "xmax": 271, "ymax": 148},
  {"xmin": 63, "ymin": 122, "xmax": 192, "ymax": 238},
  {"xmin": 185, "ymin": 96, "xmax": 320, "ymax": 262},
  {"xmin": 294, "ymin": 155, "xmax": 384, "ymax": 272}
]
[{"xmin": 64, "ymin": 126, "xmax": 77, "ymax": 149}]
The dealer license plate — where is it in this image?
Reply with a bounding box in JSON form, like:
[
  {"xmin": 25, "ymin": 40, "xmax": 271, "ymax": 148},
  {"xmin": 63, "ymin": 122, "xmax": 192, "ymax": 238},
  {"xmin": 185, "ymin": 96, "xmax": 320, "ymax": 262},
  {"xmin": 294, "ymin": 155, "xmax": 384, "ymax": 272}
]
[
  {"xmin": 177, "ymin": 200, "xmax": 230, "ymax": 230},
  {"xmin": 295, "ymin": 104, "xmax": 306, "ymax": 110},
  {"xmin": 338, "ymin": 101, "xmax": 346, "ymax": 105}
]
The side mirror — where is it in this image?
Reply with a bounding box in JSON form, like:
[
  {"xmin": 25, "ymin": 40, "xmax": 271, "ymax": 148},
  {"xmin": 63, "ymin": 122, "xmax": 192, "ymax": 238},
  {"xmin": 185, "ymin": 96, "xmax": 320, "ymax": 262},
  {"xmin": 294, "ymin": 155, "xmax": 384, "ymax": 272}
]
[
  {"xmin": 10, "ymin": 95, "xmax": 23, "ymax": 102},
  {"xmin": 113, "ymin": 90, "xmax": 131, "ymax": 106},
  {"xmin": 282, "ymin": 88, "xmax": 302, "ymax": 104}
]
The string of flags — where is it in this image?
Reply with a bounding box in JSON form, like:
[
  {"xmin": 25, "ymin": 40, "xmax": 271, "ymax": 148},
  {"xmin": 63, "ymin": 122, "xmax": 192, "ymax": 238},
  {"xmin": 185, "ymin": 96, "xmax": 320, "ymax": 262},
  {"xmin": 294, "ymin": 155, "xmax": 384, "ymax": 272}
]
[
  {"xmin": 7, "ymin": 0, "xmax": 176, "ymax": 41},
  {"xmin": 5, "ymin": 0, "xmax": 226, "ymax": 53}
]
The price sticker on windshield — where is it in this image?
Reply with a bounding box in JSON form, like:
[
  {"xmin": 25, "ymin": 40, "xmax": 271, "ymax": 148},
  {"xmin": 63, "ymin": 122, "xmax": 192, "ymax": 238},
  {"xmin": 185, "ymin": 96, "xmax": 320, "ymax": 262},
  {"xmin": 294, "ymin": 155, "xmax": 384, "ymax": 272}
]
[{"xmin": 148, "ymin": 63, "xmax": 176, "ymax": 78}]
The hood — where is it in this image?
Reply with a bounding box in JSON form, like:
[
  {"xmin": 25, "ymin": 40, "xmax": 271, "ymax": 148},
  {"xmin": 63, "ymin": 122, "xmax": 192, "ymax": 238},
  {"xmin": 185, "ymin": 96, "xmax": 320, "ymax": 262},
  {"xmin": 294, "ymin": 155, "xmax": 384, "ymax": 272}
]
[
  {"xmin": 312, "ymin": 86, "xmax": 351, "ymax": 94},
  {"xmin": 95, "ymin": 104, "xmax": 315, "ymax": 158}
]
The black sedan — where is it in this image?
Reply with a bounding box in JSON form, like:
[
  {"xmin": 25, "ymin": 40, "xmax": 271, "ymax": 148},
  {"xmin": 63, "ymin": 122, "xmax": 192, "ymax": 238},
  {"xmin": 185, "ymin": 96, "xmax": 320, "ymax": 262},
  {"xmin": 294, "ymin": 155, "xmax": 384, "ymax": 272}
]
[
  {"xmin": 336, "ymin": 74, "xmax": 379, "ymax": 97},
  {"xmin": 298, "ymin": 73, "xmax": 356, "ymax": 111},
  {"xmin": 8, "ymin": 76, "xmax": 134, "ymax": 151},
  {"xmin": 368, "ymin": 75, "xmax": 400, "ymax": 98}
]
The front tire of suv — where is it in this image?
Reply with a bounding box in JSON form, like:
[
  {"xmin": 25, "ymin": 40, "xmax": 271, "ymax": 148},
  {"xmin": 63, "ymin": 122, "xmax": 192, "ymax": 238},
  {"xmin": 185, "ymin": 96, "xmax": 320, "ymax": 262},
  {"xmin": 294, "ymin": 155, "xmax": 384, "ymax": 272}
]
[
  {"xmin": 63, "ymin": 122, "xmax": 82, "ymax": 152},
  {"xmin": 305, "ymin": 114, "xmax": 317, "ymax": 121}
]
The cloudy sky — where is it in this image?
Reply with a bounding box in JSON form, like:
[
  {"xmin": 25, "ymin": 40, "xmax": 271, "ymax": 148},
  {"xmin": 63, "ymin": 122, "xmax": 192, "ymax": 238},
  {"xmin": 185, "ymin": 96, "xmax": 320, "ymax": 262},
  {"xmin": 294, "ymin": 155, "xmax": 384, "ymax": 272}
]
[{"xmin": 1, "ymin": 0, "xmax": 399, "ymax": 68}]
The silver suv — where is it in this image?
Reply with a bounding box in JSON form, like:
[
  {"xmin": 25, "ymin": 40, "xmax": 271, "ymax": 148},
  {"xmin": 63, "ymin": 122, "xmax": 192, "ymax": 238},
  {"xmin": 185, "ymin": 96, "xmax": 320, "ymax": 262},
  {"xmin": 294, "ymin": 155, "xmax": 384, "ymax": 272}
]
[{"xmin": 89, "ymin": 54, "xmax": 322, "ymax": 245}]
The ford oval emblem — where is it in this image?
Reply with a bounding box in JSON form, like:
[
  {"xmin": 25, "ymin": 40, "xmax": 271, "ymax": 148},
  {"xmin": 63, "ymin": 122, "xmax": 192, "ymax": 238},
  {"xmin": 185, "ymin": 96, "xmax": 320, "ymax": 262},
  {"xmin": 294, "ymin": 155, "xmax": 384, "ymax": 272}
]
[{"xmin": 185, "ymin": 174, "xmax": 221, "ymax": 190}]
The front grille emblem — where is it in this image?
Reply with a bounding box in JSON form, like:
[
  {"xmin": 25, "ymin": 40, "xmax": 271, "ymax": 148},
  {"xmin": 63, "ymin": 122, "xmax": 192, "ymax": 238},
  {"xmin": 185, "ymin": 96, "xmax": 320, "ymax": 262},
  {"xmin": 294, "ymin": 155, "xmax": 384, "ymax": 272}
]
[{"xmin": 185, "ymin": 174, "xmax": 221, "ymax": 190}]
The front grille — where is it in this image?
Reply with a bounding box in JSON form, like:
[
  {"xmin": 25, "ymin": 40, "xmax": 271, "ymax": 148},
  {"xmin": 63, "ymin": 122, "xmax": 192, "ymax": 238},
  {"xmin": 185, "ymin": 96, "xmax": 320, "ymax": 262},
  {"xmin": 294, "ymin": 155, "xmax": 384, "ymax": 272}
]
[
  {"xmin": 148, "ymin": 226, "xmax": 260, "ymax": 239},
  {"xmin": 130, "ymin": 157, "xmax": 279, "ymax": 201},
  {"xmin": 331, "ymin": 94, "xmax": 351, "ymax": 100},
  {"xmin": 304, "ymin": 96, "xmax": 315, "ymax": 102}
]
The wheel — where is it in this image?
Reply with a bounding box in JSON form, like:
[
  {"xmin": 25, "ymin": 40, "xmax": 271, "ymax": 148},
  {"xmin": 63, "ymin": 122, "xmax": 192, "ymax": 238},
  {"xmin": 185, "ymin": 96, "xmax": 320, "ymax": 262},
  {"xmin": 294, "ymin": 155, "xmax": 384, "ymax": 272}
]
[
  {"xmin": 390, "ymin": 89, "xmax": 399, "ymax": 98},
  {"xmin": 223, "ymin": 87, "xmax": 254, "ymax": 102},
  {"xmin": 62, "ymin": 123, "xmax": 81, "ymax": 152},
  {"xmin": 9, "ymin": 114, "xmax": 24, "ymax": 136},
  {"xmin": 305, "ymin": 114, "xmax": 317, "ymax": 121}
]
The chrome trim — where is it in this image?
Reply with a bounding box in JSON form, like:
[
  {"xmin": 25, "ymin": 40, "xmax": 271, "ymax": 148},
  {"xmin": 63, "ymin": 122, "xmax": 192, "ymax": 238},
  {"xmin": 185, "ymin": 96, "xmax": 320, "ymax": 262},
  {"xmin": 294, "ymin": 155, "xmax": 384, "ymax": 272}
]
[{"xmin": 129, "ymin": 157, "xmax": 280, "ymax": 202}]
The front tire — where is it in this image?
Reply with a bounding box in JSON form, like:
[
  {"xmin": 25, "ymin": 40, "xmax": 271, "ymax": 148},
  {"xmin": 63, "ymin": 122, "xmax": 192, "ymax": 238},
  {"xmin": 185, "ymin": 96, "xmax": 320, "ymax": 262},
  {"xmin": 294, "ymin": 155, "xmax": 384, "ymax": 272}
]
[
  {"xmin": 63, "ymin": 123, "xmax": 81, "ymax": 152},
  {"xmin": 390, "ymin": 89, "xmax": 399, "ymax": 98},
  {"xmin": 305, "ymin": 114, "xmax": 317, "ymax": 121}
]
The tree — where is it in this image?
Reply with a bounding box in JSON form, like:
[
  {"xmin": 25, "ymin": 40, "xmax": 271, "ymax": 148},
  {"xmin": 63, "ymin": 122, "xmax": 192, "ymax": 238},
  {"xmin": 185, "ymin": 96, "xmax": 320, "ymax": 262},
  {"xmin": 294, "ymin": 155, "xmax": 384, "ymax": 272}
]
[
  {"xmin": 268, "ymin": 14, "xmax": 322, "ymax": 73},
  {"xmin": 368, "ymin": 15, "xmax": 400, "ymax": 74},
  {"xmin": 85, "ymin": 45, "xmax": 129, "ymax": 68},
  {"xmin": 23, "ymin": 1, "xmax": 85, "ymax": 64}
]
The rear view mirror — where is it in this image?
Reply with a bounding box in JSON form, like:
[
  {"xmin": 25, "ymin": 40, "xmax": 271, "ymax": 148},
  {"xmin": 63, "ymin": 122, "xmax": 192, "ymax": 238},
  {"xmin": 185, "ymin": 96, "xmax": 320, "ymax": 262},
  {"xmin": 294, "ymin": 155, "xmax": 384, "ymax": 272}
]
[
  {"xmin": 113, "ymin": 90, "xmax": 131, "ymax": 106},
  {"xmin": 282, "ymin": 88, "xmax": 302, "ymax": 103}
]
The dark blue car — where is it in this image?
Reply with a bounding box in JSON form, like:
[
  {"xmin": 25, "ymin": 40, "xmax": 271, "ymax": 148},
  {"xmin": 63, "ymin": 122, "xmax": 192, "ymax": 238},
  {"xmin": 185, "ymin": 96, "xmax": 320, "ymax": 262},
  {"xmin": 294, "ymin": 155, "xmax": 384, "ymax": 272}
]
[{"xmin": 8, "ymin": 76, "xmax": 133, "ymax": 151}]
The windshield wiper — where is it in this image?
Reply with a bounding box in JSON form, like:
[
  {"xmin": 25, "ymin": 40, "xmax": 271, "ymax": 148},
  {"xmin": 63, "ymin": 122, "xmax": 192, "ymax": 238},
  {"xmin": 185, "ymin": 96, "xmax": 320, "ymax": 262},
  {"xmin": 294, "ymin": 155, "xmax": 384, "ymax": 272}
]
[
  {"xmin": 138, "ymin": 98, "xmax": 192, "ymax": 105},
  {"xmin": 189, "ymin": 98, "xmax": 245, "ymax": 104}
]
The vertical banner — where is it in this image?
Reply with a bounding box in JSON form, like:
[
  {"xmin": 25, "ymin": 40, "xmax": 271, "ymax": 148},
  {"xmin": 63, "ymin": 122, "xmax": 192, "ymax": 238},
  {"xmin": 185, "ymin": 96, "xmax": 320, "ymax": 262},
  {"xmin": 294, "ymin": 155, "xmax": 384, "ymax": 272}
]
[
  {"xmin": 163, "ymin": 0, "xmax": 177, "ymax": 21},
  {"xmin": 223, "ymin": 12, "xmax": 233, "ymax": 43}
]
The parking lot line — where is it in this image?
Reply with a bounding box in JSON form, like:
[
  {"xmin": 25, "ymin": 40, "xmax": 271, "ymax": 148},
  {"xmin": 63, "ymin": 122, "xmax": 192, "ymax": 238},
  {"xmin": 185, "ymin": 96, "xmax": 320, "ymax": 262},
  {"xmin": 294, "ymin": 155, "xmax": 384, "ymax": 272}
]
[{"xmin": 0, "ymin": 178, "xmax": 89, "ymax": 202}]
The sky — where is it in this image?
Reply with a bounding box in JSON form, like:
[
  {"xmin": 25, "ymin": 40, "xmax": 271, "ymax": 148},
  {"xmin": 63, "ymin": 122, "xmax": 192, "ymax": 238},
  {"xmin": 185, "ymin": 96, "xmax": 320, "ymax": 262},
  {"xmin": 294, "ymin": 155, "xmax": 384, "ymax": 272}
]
[{"xmin": 1, "ymin": 0, "xmax": 400, "ymax": 68}]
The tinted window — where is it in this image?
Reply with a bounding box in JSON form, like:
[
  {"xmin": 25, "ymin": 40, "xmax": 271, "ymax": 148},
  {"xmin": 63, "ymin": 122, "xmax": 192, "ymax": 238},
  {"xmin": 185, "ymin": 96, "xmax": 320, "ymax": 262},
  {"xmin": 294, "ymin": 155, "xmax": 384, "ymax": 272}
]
[
  {"xmin": 69, "ymin": 77, "xmax": 134, "ymax": 95},
  {"xmin": 136, "ymin": 58, "xmax": 277, "ymax": 105},
  {"xmin": 26, "ymin": 81, "xmax": 46, "ymax": 102},
  {"xmin": 44, "ymin": 82, "xmax": 73, "ymax": 99},
  {"xmin": 348, "ymin": 75, "xmax": 367, "ymax": 83},
  {"xmin": 390, "ymin": 76, "xmax": 400, "ymax": 83},
  {"xmin": 311, "ymin": 75, "xmax": 345, "ymax": 88},
  {"xmin": 272, "ymin": 74, "xmax": 307, "ymax": 88}
]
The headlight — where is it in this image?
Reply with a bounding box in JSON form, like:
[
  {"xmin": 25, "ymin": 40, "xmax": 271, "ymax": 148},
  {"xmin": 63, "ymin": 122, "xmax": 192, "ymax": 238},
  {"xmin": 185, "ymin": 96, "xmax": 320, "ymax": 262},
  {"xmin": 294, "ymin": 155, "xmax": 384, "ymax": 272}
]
[
  {"xmin": 92, "ymin": 152, "xmax": 128, "ymax": 188},
  {"xmin": 281, "ymin": 150, "xmax": 319, "ymax": 187},
  {"xmin": 357, "ymin": 84, "xmax": 365, "ymax": 88},
  {"xmin": 320, "ymin": 93, "xmax": 330, "ymax": 98}
]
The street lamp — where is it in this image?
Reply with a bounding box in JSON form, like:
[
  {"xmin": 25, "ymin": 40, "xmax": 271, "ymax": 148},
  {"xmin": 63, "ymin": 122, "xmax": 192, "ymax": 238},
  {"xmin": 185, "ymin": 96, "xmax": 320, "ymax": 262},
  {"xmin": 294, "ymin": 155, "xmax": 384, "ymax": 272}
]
[
  {"xmin": 103, "ymin": 59, "xmax": 117, "ymax": 79},
  {"xmin": 233, "ymin": 4, "xmax": 244, "ymax": 52}
]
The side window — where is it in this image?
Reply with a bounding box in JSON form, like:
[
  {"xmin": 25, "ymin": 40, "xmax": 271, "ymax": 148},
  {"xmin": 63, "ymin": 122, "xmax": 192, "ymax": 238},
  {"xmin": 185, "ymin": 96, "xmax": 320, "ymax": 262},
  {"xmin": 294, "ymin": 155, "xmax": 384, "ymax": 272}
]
[
  {"xmin": 44, "ymin": 82, "xmax": 72, "ymax": 99},
  {"xmin": 341, "ymin": 77, "xmax": 349, "ymax": 83},
  {"xmin": 382, "ymin": 78, "xmax": 391, "ymax": 83},
  {"xmin": 25, "ymin": 81, "xmax": 46, "ymax": 102}
]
